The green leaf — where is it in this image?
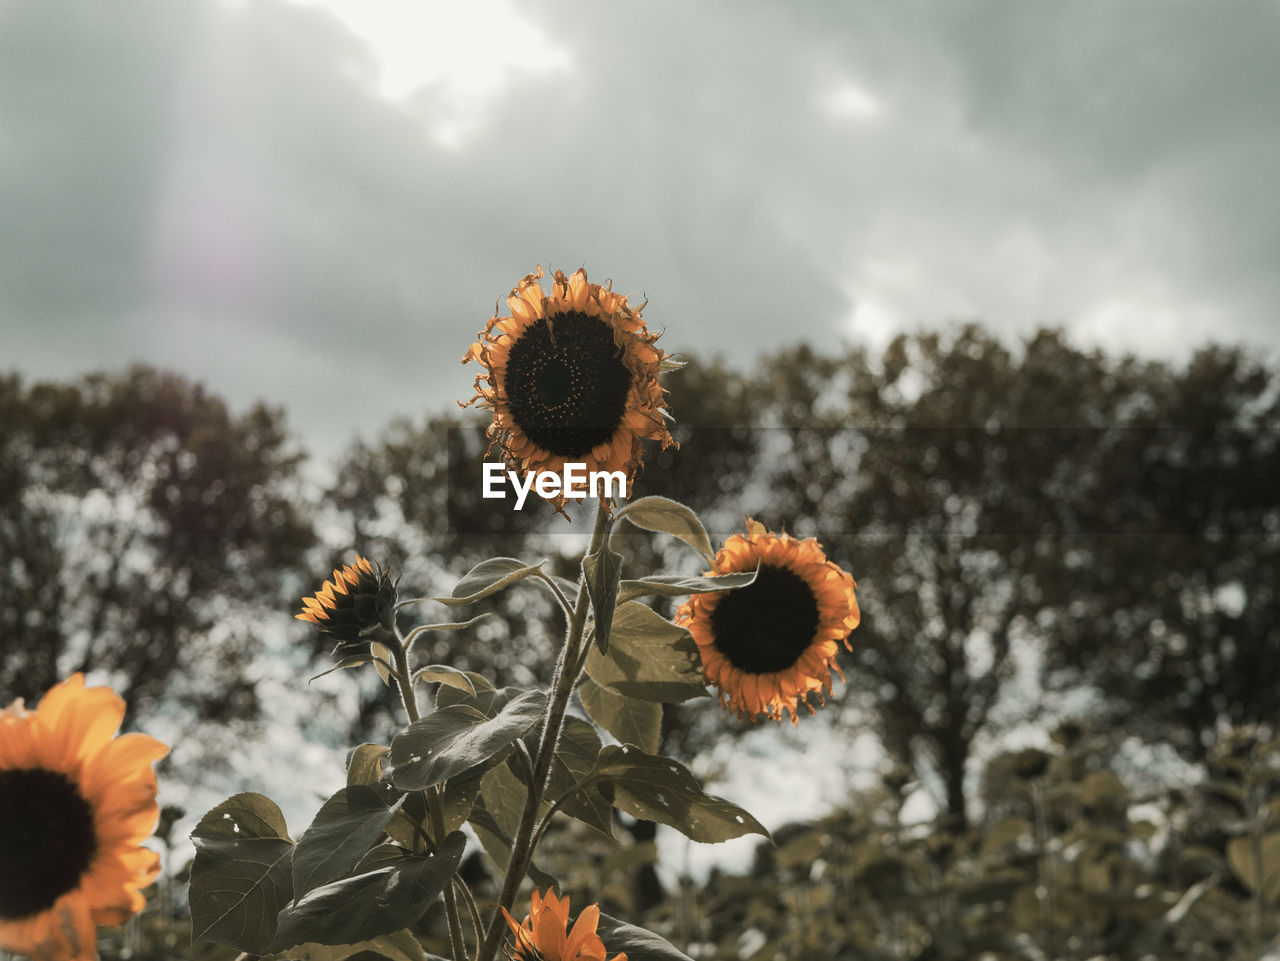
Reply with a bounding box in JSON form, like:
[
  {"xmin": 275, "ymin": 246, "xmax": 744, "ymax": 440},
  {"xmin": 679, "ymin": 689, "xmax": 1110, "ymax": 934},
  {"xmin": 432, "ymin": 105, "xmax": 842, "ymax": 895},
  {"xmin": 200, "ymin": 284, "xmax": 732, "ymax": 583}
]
[
  {"xmin": 384, "ymin": 792, "xmax": 431, "ymax": 854},
  {"xmin": 404, "ymin": 613, "xmax": 490, "ymax": 654},
  {"xmin": 1227, "ymin": 832, "xmax": 1280, "ymax": 904},
  {"xmin": 411, "ymin": 664, "xmax": 480, "ymax": 696},
  {"xmin": 617, "ymin": 496, "xmax": 715, "ymax": 561},
  {"xmin": 434, "ymin": 679, "xmax": 512, "ymax": 716},
  {"xmin": 346, "ymin": 744, "xmax": 390, "ymax": 788},
  {"xmin": 271, "ymin": 833, "xmax": 466, "ymax": 950},
  {"xmin": 190, "ymin": 793, "xmax": 295, "ymax": 953},
  {"xmin": 496, "ymin": 715, "xmax": 612, "ymax": 840},
  {"xmin": 582, "ymin": 530, "xmax": 624, "ymax": 654},
  {"xmin": 467, "ymin": 801, "xmax": 559, "ymax": 890},
  {"xmin": 310, "ymin": 653, "xmax": 376, "ymax": 683},
  {"xmin": 434, "ymin": 557, "xmax": 544, "ymax": 606},
  {"xmin": 480, "ymin": 760, "xmax": 529, "ymax": 839},
  {"xmin": 389, "ymin": 691, "xmax": 548, "ymax": 791},
  {"xmin": 615, "ymin": 567, "xmax": 758, "ymax": 605},
  {"xmin": 439, "ymin": 766, "xmax": 485, "ymax": 834},
  {"xmin": 270, "ymin": 928, "xmax": 427, "ymax": 961},
  {"xmin": 596, "ymin": 913, "xmax": 694, "ymax": 961},
  {"xmin": 584, "ymin": 602, "xmax": 707, "ymax": 703},
  {"xmin": 583, "ymin": 746, "xmax": 770, "ymax": 843},
  {"xmin": 293, "ymin": 787, "xmax": 405, "ymax": 897},
  {"xmin": 579, "ymin": 677, "xmax": 662, "ymax": 754},
  {"xmin": 544, "ymin": 716, "xmax": 613, "ymax": 839}
]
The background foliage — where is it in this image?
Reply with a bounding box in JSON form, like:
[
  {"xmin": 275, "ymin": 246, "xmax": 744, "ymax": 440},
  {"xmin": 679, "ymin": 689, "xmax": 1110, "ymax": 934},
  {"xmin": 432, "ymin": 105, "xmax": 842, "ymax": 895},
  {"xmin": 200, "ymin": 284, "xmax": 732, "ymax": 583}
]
[{"xmin": 3, "ymin": 323, "xmax": 1277, "ymax": 959}]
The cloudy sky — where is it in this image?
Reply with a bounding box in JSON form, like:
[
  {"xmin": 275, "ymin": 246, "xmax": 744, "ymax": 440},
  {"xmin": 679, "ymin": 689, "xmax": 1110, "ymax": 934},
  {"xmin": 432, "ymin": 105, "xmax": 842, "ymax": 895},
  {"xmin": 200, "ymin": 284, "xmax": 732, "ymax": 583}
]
[{"xmin": 5, "ymin": 0, "xmax": 1279, "ymax": 460}]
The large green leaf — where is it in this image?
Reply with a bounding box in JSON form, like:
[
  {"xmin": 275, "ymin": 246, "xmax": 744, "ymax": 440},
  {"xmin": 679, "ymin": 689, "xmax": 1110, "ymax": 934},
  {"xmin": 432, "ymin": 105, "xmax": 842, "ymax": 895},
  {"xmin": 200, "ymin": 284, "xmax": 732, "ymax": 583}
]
[
  {"xmin": 389, "ymin": 691, "xmax": 548, "ymax": 791},
  {"xmin": 579, "ymin": 677, "xmax": 662, "ymax": 754},
  {"xmin": 596, "ymin": 913, "xmax": 695, "ymax": 961},
  {"xmin": 584, "ymin": 602, "xmax": 707, "ymax": 703},
  {"xmin": 270, "ymin": 928, "xmax": 428, "ymax": 961},
  {"xmin": 271, "ymin": 833, "xmax": 466, "ymax": 950},
  {"xmin": 615, "ymin": 567, "xmax": 758, "ymax": 605},
  {"xmin": 582, "ymin": 529, "xmax": 624, "ymax": 654},
  {"xmin": 616, "ymin": 496, "xmax": 715, "ymax": 561},
  {"xmin": 190, "ymin": 793, "xmax": 295, "ymax": 953},
  {"xmin": 583, "ymin": 746, "xmax": 769, "ymax": 844},
  {"xmin": 434, "ymin": 557, "xmax": 544, "ymax": 606},
  {"xmin": 293, "ymin": 787, "xmax": 405, "ymax": 897}
]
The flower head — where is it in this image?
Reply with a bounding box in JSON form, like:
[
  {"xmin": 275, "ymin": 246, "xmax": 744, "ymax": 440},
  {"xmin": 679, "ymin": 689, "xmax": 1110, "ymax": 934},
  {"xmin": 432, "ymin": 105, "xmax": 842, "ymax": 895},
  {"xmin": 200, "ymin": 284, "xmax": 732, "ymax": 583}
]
[
  {"xmin": 0, "ymin": 675, "xmax": 168, "ymax": 961},
  {"xmin": 501, "ymin": 888, "xmax": 626, "ymax": 961},
  {"xmin": 676, "ymin": 518, "xmax": 859, "ymax": 723},
  {"xmin": 462, "ymin": 266, "xmax": 675, "ymax": 515},
  {"xmin": 296, "ymin": 557, "xmax": 396, "ymax": 645}
]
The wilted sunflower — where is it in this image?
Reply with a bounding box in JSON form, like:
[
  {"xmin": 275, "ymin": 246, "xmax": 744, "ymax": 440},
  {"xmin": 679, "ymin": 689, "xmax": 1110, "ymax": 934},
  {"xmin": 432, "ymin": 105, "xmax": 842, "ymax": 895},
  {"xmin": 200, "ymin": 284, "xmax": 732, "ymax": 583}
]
[
  {"xmin": 501, "ymin": 888, "xmax": 626, "ymax": 961},
  {"xmin": 295, "ymin": 556, "xmax": 396, "ymax": 645},
  {"xmin": 676, "ymin": 518, "xmax": 859, "ymax": 723},
  {"xmin": 0, "ymin": 674, "xmax": 168, "ymax": 961},
  {"xmin": 462, "ymin": 266, "xmax": 675, "ymax": 514}
]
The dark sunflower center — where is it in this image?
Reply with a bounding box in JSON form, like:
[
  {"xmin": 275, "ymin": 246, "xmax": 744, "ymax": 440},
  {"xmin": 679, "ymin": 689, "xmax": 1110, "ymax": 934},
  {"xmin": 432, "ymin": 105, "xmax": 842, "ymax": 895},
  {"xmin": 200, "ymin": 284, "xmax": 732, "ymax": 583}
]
[
  {"xmin": 709, "ymin": 563, "xmax": 820, "ymax": 674},
  {"xmin": 504, "ymin": 310, "xmax": 632, "ymax": 458},
  {"xmin": 0, "ymin": 768, "xmax": 99, "ymax": 919}
]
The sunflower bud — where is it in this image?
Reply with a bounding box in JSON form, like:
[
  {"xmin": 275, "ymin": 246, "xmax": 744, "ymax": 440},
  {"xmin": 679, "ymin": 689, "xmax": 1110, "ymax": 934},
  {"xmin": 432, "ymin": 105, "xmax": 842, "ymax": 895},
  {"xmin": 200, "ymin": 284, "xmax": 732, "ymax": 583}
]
[{"xmin": 296, "ymin": 557, "xmax": 397, "ymax": 645}]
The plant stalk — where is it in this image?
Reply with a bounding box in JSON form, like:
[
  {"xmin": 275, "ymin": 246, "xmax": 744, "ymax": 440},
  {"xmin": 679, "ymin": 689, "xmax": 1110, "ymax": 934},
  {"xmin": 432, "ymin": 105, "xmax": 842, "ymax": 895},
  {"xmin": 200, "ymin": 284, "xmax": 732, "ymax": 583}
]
[
  {"xmin": 474, "ymin": 500, "xmax": 612, "ymax": 961},
  {"xmin": 392, "ymin": 626, "xmax": 468, "ymax": 961}
]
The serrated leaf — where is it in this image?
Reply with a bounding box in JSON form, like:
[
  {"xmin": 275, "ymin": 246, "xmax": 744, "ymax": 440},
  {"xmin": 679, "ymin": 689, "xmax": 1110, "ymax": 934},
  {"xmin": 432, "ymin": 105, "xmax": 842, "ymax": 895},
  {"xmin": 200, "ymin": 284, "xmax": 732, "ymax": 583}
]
[
  {"xmin": 1226, "ymin": 832, "xmax": 1280, "ymax": 904},
  {"xmin": 271, "ymin": 833, "xmax": 466, "ymax": 950},
  {"xmin": 596, "ymin": 913, "xmax": 694, "ymax": 961},
  {"xmin": 579, "ymin": 677, "xmax": 662, "ymax": 754},
  {"xmin": 190, "ymin": 793, "xmax": 295, "ymax": 953},
  {"xmin": 583, "ymin": 531, "xmax": 624, "ymax": 654},
  {"xmin": 583, "ymin": 745, "xmax": 769, "ymax": 844},
  {"xmin": 584, "ymin": 603, "xmax": 707, "ymax": 703},
  {"xmin": 434, "ymin": 557, "xmax": 543, "ymax": 606},
  {"xmin": 389, "ymin": 691, "xmax": 547, "ymax": 791},
  {"xmin": 271, "ymin": 928, "xmax": 427, "ymax": 961},
  {"xmin": 615, "ymin": 568, "xmax": 758, "ymax": 605},
  {"xmin": 346, "ymin": 744, "xmax": 390, "ymax": 788},
  {"xmin": 618, "ymin": 496, "xmax": 715, "ymax": 561},
  {"xmin": 293, "ymin": 787, "xmax": 405, "ymax": 897}
]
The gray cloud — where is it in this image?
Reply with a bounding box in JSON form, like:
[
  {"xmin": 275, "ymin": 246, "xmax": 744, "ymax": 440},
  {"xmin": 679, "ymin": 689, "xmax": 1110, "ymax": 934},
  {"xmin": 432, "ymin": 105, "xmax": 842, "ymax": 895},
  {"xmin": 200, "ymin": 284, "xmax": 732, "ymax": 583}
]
[{"xmin": 4, "ymin": 0, "xmax": 1278, "ymax": 462}]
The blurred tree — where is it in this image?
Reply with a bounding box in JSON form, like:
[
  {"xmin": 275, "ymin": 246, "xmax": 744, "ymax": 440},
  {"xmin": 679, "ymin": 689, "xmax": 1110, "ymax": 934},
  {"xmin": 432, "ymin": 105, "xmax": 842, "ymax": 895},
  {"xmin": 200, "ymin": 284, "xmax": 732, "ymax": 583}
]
[
  {"xmin": 0, "ymin": 366, "xmax": 314, "ymax": 720},
  {"xmin": 740, "ymin": 328, "xmax": 1277, "ymax": 825}
]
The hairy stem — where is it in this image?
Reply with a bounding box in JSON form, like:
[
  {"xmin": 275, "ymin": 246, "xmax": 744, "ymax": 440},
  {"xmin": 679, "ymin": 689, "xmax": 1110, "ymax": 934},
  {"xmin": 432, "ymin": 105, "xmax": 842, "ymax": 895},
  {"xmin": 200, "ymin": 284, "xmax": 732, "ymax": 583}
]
[
  {"xmin": 392, "ymin": 626, "xmax": 468, "ymax": 961},
  {"xmin": 475, "ymin": 500, "xmax": 612, "ymax": 961}
]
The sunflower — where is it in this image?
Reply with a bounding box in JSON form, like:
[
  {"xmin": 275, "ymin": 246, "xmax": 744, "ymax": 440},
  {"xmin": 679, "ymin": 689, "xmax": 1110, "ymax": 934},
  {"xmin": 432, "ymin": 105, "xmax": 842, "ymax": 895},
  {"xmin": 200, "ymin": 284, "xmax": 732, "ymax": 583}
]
[
  {"xmin": 501, "ymin": 888, "xmax": 626, "ymax": 961},
  {"xmin": 0, "ymin": 674, "xmax": 168, "ymax": 961},
  {"xmin": 461, "ymin": 266, "xmax": 675, "ymax": 514},
  {"xmin": 676, "ymin": 518, "xmax": 859, "ymax": 723},
  {"xmin": 295, "ymin": 556, "xmax": 397, "ymax": 645}
]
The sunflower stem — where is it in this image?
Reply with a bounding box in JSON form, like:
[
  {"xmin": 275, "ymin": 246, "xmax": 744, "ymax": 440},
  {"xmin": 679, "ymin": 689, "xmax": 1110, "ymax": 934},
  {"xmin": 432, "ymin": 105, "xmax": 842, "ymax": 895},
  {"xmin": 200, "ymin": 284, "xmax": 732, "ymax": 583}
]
[
  {"xmin": 475, "ymin": 499, "xmax": 612, "ymax": 961},
  {"xmin": 392, "ymin": 626, "xmax": 468, "ymax": 961}
]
